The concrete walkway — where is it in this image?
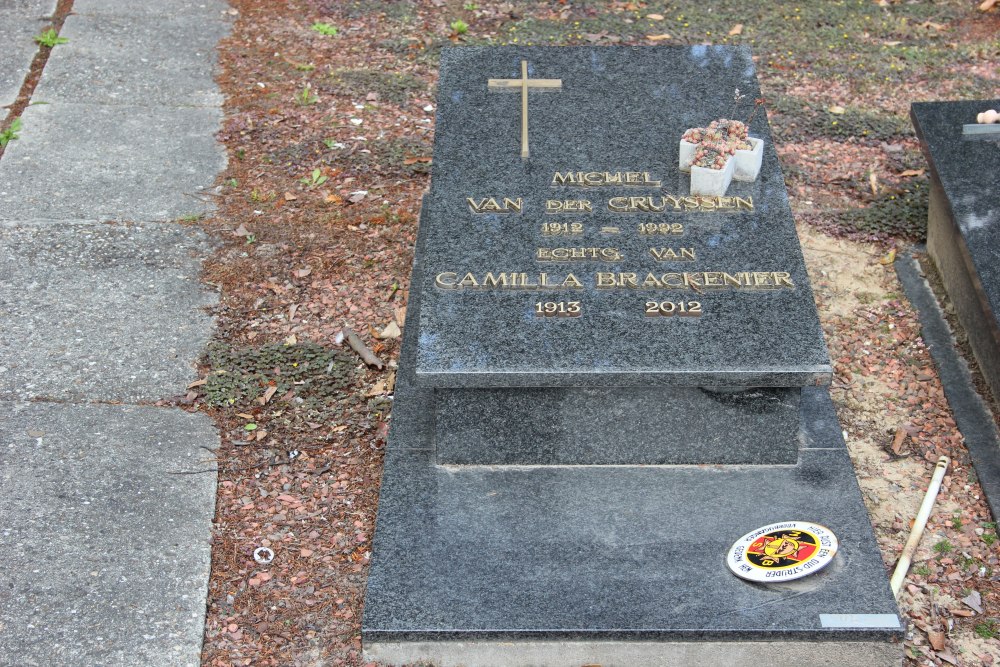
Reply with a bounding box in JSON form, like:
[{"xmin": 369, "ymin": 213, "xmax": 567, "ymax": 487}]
[{"xmin": 0, "ymin": 1, "xmax": 229, "ymax": 665}]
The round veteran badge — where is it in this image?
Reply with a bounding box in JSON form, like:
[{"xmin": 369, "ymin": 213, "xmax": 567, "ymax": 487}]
[{"xmin": 726, "ymin": 521, "xmax": 838, "ymax": 583}]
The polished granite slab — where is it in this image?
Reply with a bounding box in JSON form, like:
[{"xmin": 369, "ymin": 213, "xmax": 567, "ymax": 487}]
[
  {"xmin": 363, "ymin": 201, "xmax": 901, "ymax": 665},
  {"xmin": 434, "ymin": 386, "xmax": 801, "ymax": 465},
  {"xmin": 363, "ymin": 382, "xmax": 903, "ymax": 662},
  {"xmin": 912, "ymin": 100, "xmax": 1000, "ymax": 402},
  {"xmin": 413, "ymin": 47, "xmax": 831, "ymax": 389}
]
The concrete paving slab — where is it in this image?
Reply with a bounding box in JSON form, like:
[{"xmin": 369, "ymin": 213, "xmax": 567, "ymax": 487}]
[
  {"xmin": 74, "ymin": 0, "xmax": 231, "ymax": 18},
  {"xmin": 33, "ymin": 13, "xmax": 230, "ymax": 107},
  {"xmin": 0, "ymin": 103, "xmax": 226, "ymax": 221},
  {"xmin": 0, "ymin": 13, "xmax": 46, "ymax": 108},
  {"xmin": 0, "ymin": 401, "xmax": 218, "ymax": 667},
  {"xmin": 0, "ymin": 220, "xmax": 217, "ymax": 402},
  {"xmin": 0, "ymin": 1, "xmax": 58, "ymax": 12}
]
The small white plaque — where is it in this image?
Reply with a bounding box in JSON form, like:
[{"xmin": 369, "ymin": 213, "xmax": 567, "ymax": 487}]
[{"xmin": 819, "ymin": 614, "xmax": 901, "ymax": 629}]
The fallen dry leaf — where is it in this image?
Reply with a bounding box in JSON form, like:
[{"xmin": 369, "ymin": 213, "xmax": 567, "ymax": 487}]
[
  {"xmin": 187, "ymin": 378, "xmax": 207, "ymax": 389},
  {"xmin": 899, "ymin": 169, "xmax": 925, "ymax": 177},
  {"xmin": 980, "ymin": 0, "xmax": 998, "ymax": 10},
  {"xmin": 891, "ymin": 425, "xmax": 907, "ymax": 454},
  {"xmin": 261, "ymin": 385, "xmax": 278, "ymax": 404},
  {"xmin": 367, "ymin": 380, "xmax": 387, "ymax": 396},
  {"xmin": 869, "ymin": 170, "xmax": 879, "ymax": 195},
  {"xmin": 828, "ymin": 105, "xmax": 846, "ymax": 115},
  {"xmin": 403, "ymin": 156, "xmax": 432, "ymax": 165},
  {"xmin": 235, "ymin": 412, "xmax": 255, "ymax": 419},
  {"xmin": 284, "ymin": 191, "xmax": 298, "ymax": 201},
  {"xmin": 728, "ymin": 23, "xmax": 744, "ymax": 36},
  {"xmin": 879, "ymin": 248, "xmax": 897, "ymax": 265},
  {"xmin": 928, "ymin": 629, "xmax": 946, "ymax": 651},
  {"xmin": 379, "ymin": 321, "xmax": 401, "ymax": 339},
  {"xmin": 646, "ymin": 13, "xmax": 664, "ymax": 20},
  {"xmin": 962, "ymin": 590, "xmax": 983, "ymax": 614},
  {"xmin": 395, "ymin": 305, "xmax": 407, "ymax": 327},
  {"xmin": 293, "ymin": 267, "xmax": 312, "ymax": 278},
  {"xmin": 646, "ymin": 33, "xmax": 672, "ymax": 41},
  {"xmin": 233, "ymin": 223, "xmax": 251, "ymax": 237},
  {"xmin": 285, "ymin": 334, "xmax": 297, "ymax": 345}
]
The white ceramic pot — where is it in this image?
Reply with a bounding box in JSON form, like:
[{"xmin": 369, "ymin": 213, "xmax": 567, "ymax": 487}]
[
  {"xmin": 678, "ymin": 138, "xmax": 698, "ymax": 173},
  {"xmin": 733, "ymin": 136, "xmax": 763, "ymax": 182},
  {"xmin": 690, "ymin": 155, "xmax": 735, "ymax": 196}
]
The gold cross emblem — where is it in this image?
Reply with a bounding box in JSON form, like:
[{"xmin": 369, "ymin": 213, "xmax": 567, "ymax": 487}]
[{"xmin": 488, "ymin": 60, "xmax": 562, "ymax": 159}]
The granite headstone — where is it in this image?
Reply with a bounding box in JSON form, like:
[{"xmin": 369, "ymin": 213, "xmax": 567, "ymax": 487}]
[
  {"xmin": 912, "ymin": 100, "xmax": 1000, "ymax": 405},
  {"xmin": 363, "ymin": 46, "xmax": 902, "ymax": 667}
]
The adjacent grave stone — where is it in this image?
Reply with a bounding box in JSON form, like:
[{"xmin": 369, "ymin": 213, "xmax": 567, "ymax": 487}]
[
  {"xmin": 364, "ymin": 46, "xmax": 902, "ymax": 667},
  {"xmin": 911, "ymin": 99, "xmax": 1000, "ymax": 405}
]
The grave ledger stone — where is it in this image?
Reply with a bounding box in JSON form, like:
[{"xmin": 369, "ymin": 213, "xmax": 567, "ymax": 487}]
[
  {"xmin": 363, "ymin": 46, "xmax": 902, "ymax": 667},
  {"xmin": 912, "ymin": 99, "xmax": 1000, "ymax": 406}
]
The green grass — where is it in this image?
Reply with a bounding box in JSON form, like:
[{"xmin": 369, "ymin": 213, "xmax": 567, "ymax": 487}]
[
  {"xmin": 974, "ymin": 620, "xmax": 998, "ymax": 640},
  {"xmin": 0, "ymin": 118, "xmax": 22, "ymax": 147},
  {"xmin": 932, "ymin": 539, "xmax": 953, "ymax": 555},
  {"xmin": 311, "ymin": 22, "xmax": 338, "ymax": 36},
  {"xmin": 34, "ymin": 28, "xmax": 68, "ymax": 47}
]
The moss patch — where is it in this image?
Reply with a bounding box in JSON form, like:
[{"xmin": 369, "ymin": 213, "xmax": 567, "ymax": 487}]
[
  {"xmin": 841, "ymin": 178, "xmax": 929, "ymax": 240},
  {"xmin": 328, "ymin": 68, "xmax": 427, "ymax": 106},
  {"xmin": 203, "ymin": 342, "xmax": 356, "ymax": 412}
]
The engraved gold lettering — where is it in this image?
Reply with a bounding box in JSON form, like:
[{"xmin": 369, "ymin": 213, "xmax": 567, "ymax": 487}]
[
  {"xmin": 435, "ymin": 272, "xmax": 458, "ymax": 289},
  {"xmin": 774, "ymin": 272, "xmax": 794, "ymax": 287},
  {"xmin": 717, "ymin": 197, "xmax": 735, "ymax": 210},
  {"xmin": 458, "ymin": 273, "xmax": 479, "ymax": 288},
  {"xmin": 662, "ymin": 273, "xmax": 684, "ymax": 287},
  {"xmin": 699, "ymin": 196, "xmax": 717, "ymax": 210},
  {"xmin": 649, "ymin": 247, "xmax": 696, "ymax": 261},
  {"xmin": 586, "ymin": 270, "xmax": 795, "ymax": 290},
  {"xmin": 552, "ymin": 171, "xmax": 662, "ymax": 187},
  {"xmin": 642, "ymin": 273, "xmax": 663, "ymax": 288},
  {"xmin": 702, "ymin": 272, "xmax": 724, "ymax": 288},
  {"xmin": 722, "ymin": 272, "xmax": 743, "ymax": 287},
  {"xmin": 467, "ymin": 197, "xmax": 522, "ymax": 213},
  {"xmin": 682, "ymin": 197, "xmax": 699, "ymax": 209},
  {"xmin": 608, "ymin": 197, "xmax": 629, "ymax": 212},
  {"xmin": 538, "ymin": 247, "xmax": 622, "ymax": 262},
  {"xmin": 563, "ymin": 273, "xmax": 584, "ymax": 288},
  {"xmin": 664, "ymin": 195, "xmax": 683, "ymax": 210},
  {"xmin": 483, "ymin": 272, "xmax": 512, "ymax": 288},
  {"xmin": 546, "ymin": 199, "xmax": 593, "ymax": 213},
  {"xmin": 735, "ymin": 196, "xmax": 754, "ymax": 210}
]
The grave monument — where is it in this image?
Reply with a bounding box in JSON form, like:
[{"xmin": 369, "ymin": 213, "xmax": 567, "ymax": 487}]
[
  {"xmin": 363, "ymin": 46, "xmax": 902, "ymax": 666},
  {"xmin": 912, "ymin": 100, "xmax": 1000, "ymax": 406}
]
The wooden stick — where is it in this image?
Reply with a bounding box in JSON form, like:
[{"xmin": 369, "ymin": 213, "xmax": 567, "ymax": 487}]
[
  {"xmin": 890, "ymin": 456, "xmax": 950, "ymax": 597},
  {"xmin": 343, "ymin": 326, "xmax": 384, "ymax": 369}
]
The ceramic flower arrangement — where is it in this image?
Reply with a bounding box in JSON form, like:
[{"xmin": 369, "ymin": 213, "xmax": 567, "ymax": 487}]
[{"xmin": 681, "ymin": 92, "xmax": 766, "ymax": 196}]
